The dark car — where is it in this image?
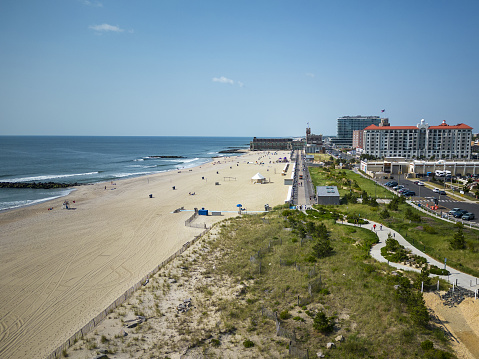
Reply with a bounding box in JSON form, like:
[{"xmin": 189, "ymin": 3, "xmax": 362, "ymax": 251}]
[
  {"xmin": 453, "ymin": 210, "xmax": 468, "ymax": 218},
  {"xmin": 462, "ymin": 213, "xmax": 475, "ymax": 220},
  {"xmin": 385, "ymin": 181, "xmax": 398, "ymax": 187},
  {"xmin": 403, "ymin": 190, "xmax": 416, "ymax": 196},
  {"xmin": 439, "ymin": 190, "xmax": 447, "ymax": 195}
]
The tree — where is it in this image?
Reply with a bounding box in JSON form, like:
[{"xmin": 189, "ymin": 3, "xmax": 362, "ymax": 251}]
[
  {"xmin": 450, "ymin": 224, "xmax": 466, "ymax": 250},
  {"xmin": 379, "ymin": 208, "xmax": 390, "ymax": 219},
  {"xmin": 312, "ymin": 238, "xmax": 333, "ymax": 259}
]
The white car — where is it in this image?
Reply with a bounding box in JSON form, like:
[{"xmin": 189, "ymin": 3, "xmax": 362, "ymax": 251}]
[
  {"xmin": 417, "ymin": 181, "xmax": 425, "ymax": 186},
  {"xmin": 433, "ymin": 188, "xmax": 440, "ymax": 193}
]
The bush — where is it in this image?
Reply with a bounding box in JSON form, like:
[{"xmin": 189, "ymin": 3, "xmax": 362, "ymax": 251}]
[
  {"xmin": 429, "ymin": 265, "xmax": 449, "ymax": 276},
  {"xmin": 211, "ymin": 338, "xmax": 221, "ymax": 347},
  {"xmin": 421, "ymin": 340, "xmax": 434, "ymax": 351},
  {"xmin": 279, "ymin": 310, "xmax": 292, "ymax": 320},
  {"xmin": 312, "ymin": 238, "xmax": 333, "ymax": 259},
  {"xmin": 450, "ymin": 226, "xmax": 466, "ymax": 250},
  {"xmin": 313, "ymin": 311, "xmax": 334, "ymax": 333},
  {"xmin": 243, "ymin": 339, "xmax": 255, "ymax": 348},
  {"xmin": 379, "ymin": 208, "xmax": 390, "ymax": 219}
]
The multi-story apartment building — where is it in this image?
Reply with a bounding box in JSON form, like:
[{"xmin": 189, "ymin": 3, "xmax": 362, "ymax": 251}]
[
  {"xmin": 362, "ymin": 119, "xmax": 472, "ymax": 159},
  {"xmin": 332, "ymin": 116, "xmax": 382, "ymax": 147}
]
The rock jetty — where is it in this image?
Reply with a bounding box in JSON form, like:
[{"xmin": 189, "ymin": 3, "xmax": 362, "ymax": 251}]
[{"xmin": 0, "ymin": 182, "xmax": 80, "ymax": 189}]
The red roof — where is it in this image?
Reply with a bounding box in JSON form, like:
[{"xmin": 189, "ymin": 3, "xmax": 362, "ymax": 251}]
[
  {"xmin": 363, "ymin": 123, "xmax": 472, "ymax": 131},
  {"xmin": 429, "ymin": 123, "xmax": 472, "ymax": 130},
  {"xmin": 363, "ymin": 125, "xmax": 416, "ymax": 130}
]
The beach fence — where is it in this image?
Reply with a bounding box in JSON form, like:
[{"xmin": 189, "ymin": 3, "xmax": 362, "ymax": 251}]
[
  {"xmin": 261, "ymin": 306, "xmax": 310, "ymax": 358},
  {"xmin": 46, "ymin": 228, "xmax": 210, "ymax": 359},
  {"xmin": 289, "ymin": 341, "xmax": 309, "ymax": 359},
  {"xmin": 184, "ymin": 211, "xmax": 210, "ymax": 229}
]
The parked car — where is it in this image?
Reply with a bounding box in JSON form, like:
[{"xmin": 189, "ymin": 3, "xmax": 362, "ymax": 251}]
[
  {"xmin": 439, "ymin": 190, "xmax": 447, "ymax": 195},
  {"xmin": 449, "ymin": 208, "xmax": 462, "ymax": 215},
  {"xmin": 397, "ymin": 188, "xmax": 408, "ymax": 193},
  {"xmin": 403, "ymin": 190, "xmax": 416, "ymax": 196},
  {"xmin": 385, "ymin": 181, "xmax": 398, "ymax": 187},
  {"xmin": 393, "ymin": 185, "xmax": 405, "ymax": 191},
  {"xmin": 462, "ymin": 213, "xmax": 475, "ymax": 220},
  {"xmin": 453, "ymin": 209, "xmax": 468, "ymax": 218}
]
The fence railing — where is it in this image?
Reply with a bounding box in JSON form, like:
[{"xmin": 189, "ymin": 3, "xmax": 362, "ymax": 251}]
[
  {"xmin": 185, "ymin": 211, "xmax": 210, "ymax": 229},
  {"xmin": 46, "ymin": 227, "xmax": 210, "ymax": 359}
]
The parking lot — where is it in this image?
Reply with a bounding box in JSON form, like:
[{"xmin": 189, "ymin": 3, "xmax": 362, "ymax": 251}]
[{"xmin": 378, "ymin": 176, "xmax": 479, "ymax": 223}]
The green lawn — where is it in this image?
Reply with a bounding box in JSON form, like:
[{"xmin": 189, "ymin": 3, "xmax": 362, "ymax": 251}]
[
  {"xmin": 309, "ymin": 166, "xmax": 479, "ymax": 277},
  {"xmin": 309, "ymin": 166, "xmax": 393, "ymax": 199}
]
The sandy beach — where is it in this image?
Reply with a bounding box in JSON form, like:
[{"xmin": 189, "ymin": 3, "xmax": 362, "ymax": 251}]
[{"xmin": 0, "ymin": 150, "xmax": 291, "ymax": 359}]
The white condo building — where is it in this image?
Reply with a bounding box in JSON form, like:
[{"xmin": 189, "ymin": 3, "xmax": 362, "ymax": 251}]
[{"xmin": 362, "ymin": 119, "xmax": 472, "ymax": 159}]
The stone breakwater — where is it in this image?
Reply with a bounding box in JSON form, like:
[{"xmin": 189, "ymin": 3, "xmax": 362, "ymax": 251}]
[{"xmin": 0, "ymin": 182, "xmax": 81, "ymax": 189}]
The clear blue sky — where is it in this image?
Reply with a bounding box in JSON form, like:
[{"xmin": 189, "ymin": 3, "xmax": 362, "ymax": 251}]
[{"xmin": 1, "ymin": 0, "xmax": 478, "ymax": 137}]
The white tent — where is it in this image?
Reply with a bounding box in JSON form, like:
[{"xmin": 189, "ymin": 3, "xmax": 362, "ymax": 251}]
[{"xmin": 251, "ymin": 172, "xmax": 266, "ymax": 184}]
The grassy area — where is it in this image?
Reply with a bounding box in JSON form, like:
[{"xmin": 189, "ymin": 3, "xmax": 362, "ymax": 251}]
[
  {"xmin": 208, "ymin": 210, "xmax": 455, "ymax": 358},
  {"xmin": 309, "ymin": 167, "xmax": 479, "ymax": 278},
  {"xmin": 309, "ymin": 166, "xmax": 393, "ymax": 199},
  {"xmin": 308, "ymin": 153, "xmax": 333, "ymax": 162}
]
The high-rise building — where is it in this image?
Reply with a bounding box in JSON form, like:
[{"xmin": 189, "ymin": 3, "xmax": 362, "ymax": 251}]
[
  {"xmin": 332, "ymin": 116, "xmax": 382, "ymax": 147},
  {"xmin": 362, "ymin": 119, "xmax": 472, "ymax": 159}
]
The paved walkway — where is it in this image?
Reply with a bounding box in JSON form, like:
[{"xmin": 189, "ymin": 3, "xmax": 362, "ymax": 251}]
[
  {"xmin": 294, "ymin": 150, "xmax": 314, "ymax": 208},
  {"xmin": 341, "ymin": 219, "xmax": 479, "ymax": 291}
]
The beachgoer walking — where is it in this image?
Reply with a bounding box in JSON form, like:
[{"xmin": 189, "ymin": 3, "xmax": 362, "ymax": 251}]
[
  {"xmin": 373, "ymin": 224, "xmax": 376, "ymax": 231},
  {"xmin": 380, "ymin": 224, "xmax": 382, "ymax": 231}
]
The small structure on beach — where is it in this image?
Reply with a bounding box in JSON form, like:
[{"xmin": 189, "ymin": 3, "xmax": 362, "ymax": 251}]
[{"xmin": 251, "ymin": 173, "xmax": 266, "ymax": 184}]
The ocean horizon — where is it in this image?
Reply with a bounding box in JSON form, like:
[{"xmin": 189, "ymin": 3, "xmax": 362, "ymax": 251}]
[{"xmin": 0, "ymin": 136, "xmax": 252, "ymax": 211}]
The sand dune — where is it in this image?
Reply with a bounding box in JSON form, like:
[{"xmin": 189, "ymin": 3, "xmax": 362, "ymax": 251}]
[{"xmin": 0, "ymin": 151, "xmax": 291, "ymax": 359}]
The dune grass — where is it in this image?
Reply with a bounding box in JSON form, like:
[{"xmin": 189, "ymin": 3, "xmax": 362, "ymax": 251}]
[{"xmin": 208, "ymin": 210, "xmax": 454, "ymax": 358}]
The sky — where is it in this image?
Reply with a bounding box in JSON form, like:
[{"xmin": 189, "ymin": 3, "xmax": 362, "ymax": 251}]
[{"xmin": 1, "ymin": 0, "xmax": 478, "ymax": 137}]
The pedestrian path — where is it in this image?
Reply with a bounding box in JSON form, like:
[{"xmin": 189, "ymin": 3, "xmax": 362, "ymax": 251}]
[{"xmin": 340, "ymin": 219, "xmax": 479, "ymax": 291}]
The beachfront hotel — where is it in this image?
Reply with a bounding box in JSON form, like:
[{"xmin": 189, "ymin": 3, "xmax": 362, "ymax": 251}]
[{"xmin": 360, "ymin": 119, "xmax": 472, "ymax": 159}]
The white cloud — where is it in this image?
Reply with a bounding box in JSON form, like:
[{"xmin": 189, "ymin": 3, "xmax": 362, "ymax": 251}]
[
  {"xmin": 212, "ymin": 76, "xmax": 234, "ymax": 85},
  {"xmin": 89, "ymin": 24, "xmax": 124, "ymax": 32},
  {"xmin": 306, "ymin": 73, "xmax": 315, "ymax": 78},
  {"xmin": 82, "ymin": 0, "xmax": 103, "ymax": 7},
  {"xmin": 238, "ymin": 81, "xmax": 244, "ymax": 88}
]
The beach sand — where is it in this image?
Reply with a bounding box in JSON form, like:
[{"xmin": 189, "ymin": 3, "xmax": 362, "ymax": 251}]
[
  {"xmin": 424, "ymin": 293, "xmax": 479, "ymax": 359},
  {"xmin": 0, "ymin": 150, "xmax": 291, "ymax": 359}
]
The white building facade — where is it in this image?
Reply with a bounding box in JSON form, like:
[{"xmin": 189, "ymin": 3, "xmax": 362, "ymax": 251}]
[{"xmin": 362, "ymin": 120, "xmax": 472, "ymax": 159}]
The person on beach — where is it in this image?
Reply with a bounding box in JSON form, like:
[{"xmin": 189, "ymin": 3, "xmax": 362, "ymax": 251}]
[{"xmin": 373, "ymin": 224, "xmax": 376, "ymax": 231}]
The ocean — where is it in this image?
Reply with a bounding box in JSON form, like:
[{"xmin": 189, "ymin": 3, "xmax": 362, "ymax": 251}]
[{"xmin": 0, "ymin": 136, "xmax": 251, "ymax": 211}]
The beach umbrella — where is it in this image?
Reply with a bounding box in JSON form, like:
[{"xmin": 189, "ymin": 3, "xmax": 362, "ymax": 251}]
[{"xmin": 236, "ymin": 204, "xmax": 242, "ymax": 207}]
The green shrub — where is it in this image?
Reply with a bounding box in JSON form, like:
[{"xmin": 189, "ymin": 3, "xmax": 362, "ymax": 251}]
[
  {"xmin": 243, "ymin": 339, "xmax": 255, "ymax": 348},
  {"xmin": 421, "ymin": 340, "xmax": 434, "ymax": 350},
  {"xmin": 279, "ymin": 310, "xmax": 291, "ymax": 320},
  {"xmin": 211, "ymin": 338, "xmax": 221, "ymax": 347},
  {"xmin": 379, "ymin": 209, "xmax": 390, "ymax": 219},
  {"xmin": 313, "ymin": 311, "xmax": 334, "ymax": 333},
  {"xmin": 429, "ymin": 265, "xmax": 449, "ymax": 276}
]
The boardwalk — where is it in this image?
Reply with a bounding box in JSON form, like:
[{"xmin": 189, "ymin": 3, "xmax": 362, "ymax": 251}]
[{"xmin": 293, "ymin": 150, "xmax": 314, "ymax": 208}]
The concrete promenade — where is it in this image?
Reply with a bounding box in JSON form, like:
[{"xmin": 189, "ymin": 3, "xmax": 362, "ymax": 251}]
[
  {"xmin": 341, "ymin": 219, "xmax": 479, "ymax": 291},
  {"xmin": 294, "ymin": 150, "xmax": 315, "ymax": 208}
]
